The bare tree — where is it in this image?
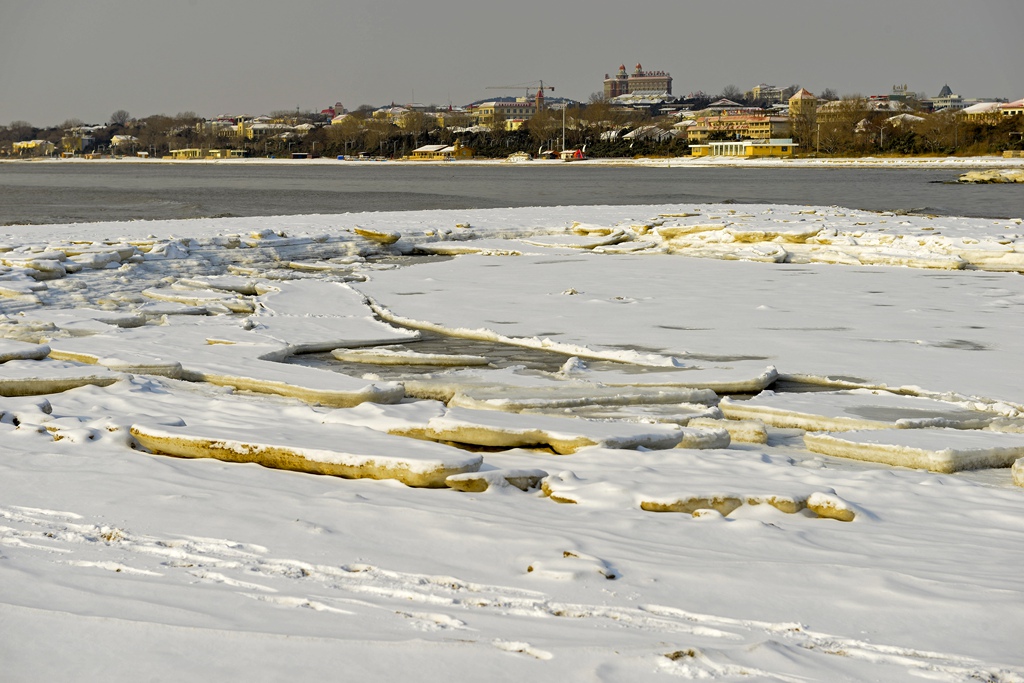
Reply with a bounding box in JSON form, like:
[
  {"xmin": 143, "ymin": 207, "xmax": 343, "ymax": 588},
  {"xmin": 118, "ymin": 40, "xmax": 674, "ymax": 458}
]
[
  {"xmin": 718, "ymin": 85, "xmax": 745, "ymax": 103},
  {"xmin": 819, "ymin": 88, "xmax": 839, "ymax": 102},
  {"xmin": 110, "ymin": 110, "xmax": 131, "ymax": 126}
]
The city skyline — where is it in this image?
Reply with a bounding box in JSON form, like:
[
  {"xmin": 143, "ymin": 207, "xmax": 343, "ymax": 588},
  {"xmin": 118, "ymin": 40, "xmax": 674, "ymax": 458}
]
[{"xmin": 1, "ymin": 0, "xmax": 1021, "ymax": 126}]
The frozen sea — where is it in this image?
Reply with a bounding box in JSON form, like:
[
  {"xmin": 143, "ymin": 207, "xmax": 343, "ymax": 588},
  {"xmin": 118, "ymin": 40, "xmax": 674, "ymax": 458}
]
[{"xmin": 2, "ymin": 164, "xmax": 1024, "ymax": 682}]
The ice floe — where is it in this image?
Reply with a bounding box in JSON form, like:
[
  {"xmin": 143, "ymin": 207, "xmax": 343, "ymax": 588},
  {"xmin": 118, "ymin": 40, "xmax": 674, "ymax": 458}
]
[{"xmin": 803, "ymin": 427, "xmax": 1024, "ymax": 473}]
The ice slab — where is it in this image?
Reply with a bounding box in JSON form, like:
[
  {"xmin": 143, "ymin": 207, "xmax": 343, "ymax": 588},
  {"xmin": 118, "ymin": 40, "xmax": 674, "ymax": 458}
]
[
  {"xmin": 804, "ymin": 428, "xmax": 1024, "ymax": 473},
  {"xmin": 0, "ymin": 359, "xmax": 120, "ymax": 396},
  {"xmin": 541, "ymin": 469, "xmax": 856, "ymax": 521},
  {"xmin": 415, "ymin": 239, "xmax": 525, "ymax": 256},
  {"xmin": 17, "ymin": 307, "xmax": 147, "ymax": 332},
  {"xmin": 721, "ymin": 389, "xmax": 996, "ymax": 432},
  {"xmin": 675, "ymin": 426, "xmax": 731, "ymax": 450},
  {"xmin": 392, "ymin": 405, "xmax": 683, "ymax": 454},
  {"xmin": 353, "ymin": 227, "xmax": 401, "ymax": 244},
  {"xmin": 48, "ymin": 322, "xmax": 405, "ymax": 407},
  {"xmin": 130, "ymin": 421, "xmax": 481, "ymax": 488},
  {"xmin": 250, "ymin": 280, "xmax": 419, "ymax": 352},
  {"xmin": 518, "ymin": 230, "xmax": 630, "ymax": 250},
  {"xmin": 1014, "ymin": 458, "xmax": 1024, "ymax": 487},
  {"xmin": 142, "ymin": 287, "xmax": 254, "ymax": 313},
  {"xmin": 0, "ymin": 340, "xmax": 51, "ymax": 362},
  {"xmin": 445, "ymin": 468, "xmax": 548, "ymax": 492},
  {"xmin": 687, "ymin": 417, "xmax": 768, "ymax": 444},
  {"xmin": 559, "ymin": 361, "xmax": 778, "ymax": 393},
  {"xmin": 520, "ymin": 402, "xmax": 722, "ymax": 425}
]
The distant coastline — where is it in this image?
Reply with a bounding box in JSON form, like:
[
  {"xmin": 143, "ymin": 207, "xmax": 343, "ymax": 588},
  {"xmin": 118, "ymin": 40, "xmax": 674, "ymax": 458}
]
[{"xmin": 3, "ymin": 155, "xmax": 1024, "ymax": 169}]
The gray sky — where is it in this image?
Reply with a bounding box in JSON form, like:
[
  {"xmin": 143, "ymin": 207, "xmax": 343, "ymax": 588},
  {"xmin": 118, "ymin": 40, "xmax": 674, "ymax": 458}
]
[{"xmin": 1, "ymin": 0, "xmax": 1021, "ymax": 126}]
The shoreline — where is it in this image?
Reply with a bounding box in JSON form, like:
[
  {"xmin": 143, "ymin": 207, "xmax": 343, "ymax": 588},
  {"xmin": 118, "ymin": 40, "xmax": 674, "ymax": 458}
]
[{"xmin": 3, "ymin": 155, "xmax": 1024, "ymax": 169}]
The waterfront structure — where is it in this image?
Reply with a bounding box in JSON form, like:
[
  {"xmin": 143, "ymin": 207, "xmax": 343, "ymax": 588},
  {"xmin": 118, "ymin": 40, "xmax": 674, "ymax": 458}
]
[
  {"xmin": 12, "ymin": 140, "xmax": 56, "ymax": 156},
  {"xmin": 689, "ymin": 138, "xmax": 797, "ymax": 158},
  {"xmin": 686, "ymin": 114, "xmax": 790, "ymax": 144},
  {"xmin": 407, "ymin": 140, "xmax": 473, "ymax": 161},
  {"xmin": 603, "ymin": 64, "xmax": 672, "ymax": 99}
]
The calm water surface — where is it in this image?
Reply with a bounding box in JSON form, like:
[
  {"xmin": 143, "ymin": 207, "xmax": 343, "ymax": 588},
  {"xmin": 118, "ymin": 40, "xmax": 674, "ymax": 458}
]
[{"xmin": 1, "ymin": 162, "xmax": 1020, "ymax": 224}]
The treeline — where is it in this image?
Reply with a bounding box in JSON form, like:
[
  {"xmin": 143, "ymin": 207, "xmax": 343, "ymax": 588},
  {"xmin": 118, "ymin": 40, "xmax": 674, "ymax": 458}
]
[{"xmin": 4, "ymin": 98, "xmax": 1022, "ymax": 159}]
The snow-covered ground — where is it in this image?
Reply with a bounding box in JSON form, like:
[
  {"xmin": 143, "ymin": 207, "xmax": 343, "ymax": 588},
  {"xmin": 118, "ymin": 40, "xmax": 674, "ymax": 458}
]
[{"xmin": 2, "ymin": 204, "xmax": 1024, "ymax": 682}]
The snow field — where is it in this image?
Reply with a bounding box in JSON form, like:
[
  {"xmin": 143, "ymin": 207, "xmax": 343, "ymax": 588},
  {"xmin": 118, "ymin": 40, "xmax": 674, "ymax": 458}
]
[{"xmin": 3, "ymin": 203, "xmax": 1024, "ymax": 680}]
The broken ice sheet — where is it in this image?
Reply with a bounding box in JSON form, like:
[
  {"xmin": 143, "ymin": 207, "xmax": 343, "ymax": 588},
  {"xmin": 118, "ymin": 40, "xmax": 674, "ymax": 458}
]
[
  {"xmin": 387, "ymin": 404, "xmax": 685, "ymax": 454},
  {"xmin": 48, "ymin": 320, "xmax": 404, "ymax": 407},
  {"xmin": 0, "ymin": 359, "xmax": 120, "ymax": 397},
  {"xmin": 804, "ymin": 428, "xmax": 1024, "ymax": 473},
  {"xmin": 131, "ymin": 419, "xmax": 481, "ymax": 488},
  {"xmin": 721, "ymin": 389, "xmax": 998, "ymax": 432}
]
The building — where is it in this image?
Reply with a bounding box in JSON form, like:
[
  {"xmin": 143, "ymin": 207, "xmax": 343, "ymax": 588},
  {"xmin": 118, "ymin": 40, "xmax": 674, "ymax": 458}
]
[
  {"xmin": 690, "ymin": 138, "xmax": 797, "ymax": 158},
  {"xmin": 603, "ymin": 63, "xmax": 672, "ymax": 99},
  {"xmin": 12, "ymin": 140, "xmax": 56, "ymax": 156},
  {"xmin": 407, "ymin": 140, "xmax": 473, "ymax": 161},
  {"xmin": 961, "ymin": 101, "xmax": 1003, "ymax": 123},
  {"xmin": 750, "ymin": 84, "xmax": 784, "ymax": 104},
  {"xmin": 1001, "ymin": 99, "xmax": 1024, "ymax": 117},
  {"xmin": 932, "ymin": 84, "xmax": 966, "ymax": 112},
  {"xmin": 471, "ymin": 98, "xmax": 543, "ymax": 128},
  {"xmin": 685, "ymin": 114, "xmax": 790, "ymax": 144},
  {"xmin": 788, "ymin": 89, "xmax": 817, "ymax": 118}
]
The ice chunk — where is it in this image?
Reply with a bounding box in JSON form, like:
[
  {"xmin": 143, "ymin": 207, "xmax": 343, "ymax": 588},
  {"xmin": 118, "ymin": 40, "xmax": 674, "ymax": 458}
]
[
  {"xmin": 558, "ymin": 363, "xmax": 778, "ymax": 393},
  {"xmin": 0, "ymin": 340, "xmax": 51, "ymax": 363},
  {"xmin": 687, "ymin": 417, "xmax": 768, "ymax": 444},
  {"xmin": 519, "ymin": 230, "xmax": 630, "ymax": 250},
  {"xmin": 721, "ymin": 389, "xmax": 995, "ymax": 432},
  {"xmin": 520, "ymin": 402, "xmax": 721, "ymax": 425},
  {"xmin": 416, "ymin": 239, "xmax": 524, "ymax": 256},
  {"xmin": 353, "ymin": 227, "xmax": 401, "ymax": 244},
  {"xmin": 0, "ymin": 359, "xmax": 120, "ymax": 397},
  {"xmin": 175, "ymin": 275, "xmax": 265, "ymax": 295},
  {"xmin": 142, "ymin": 287, "xmax": 254, "ymax": 314},
  {"xmin": 804, "ymin": 428, "xmax": 1024, "ymax": 473},
  {"xmin": 445, "ymin": 468, "xmax": 548, "ymax": 492},
  {"xmin": 640, "ymin": 494, "xmax": 744, "ymax": 516},
  {"xmin": 675, "ymin": 426, "xmax": 731, "ymax": 450},
  {"xmin": 639, "ymin": 491, "xmax": 855, "ymax": 521},
  {"xmin": 392, "ymin": 405, "xmax": 683, "ymax": 454},
  {"xmin": 1013, "ymin": 458, "xmax": 1024, "ymax": 487},
  {"xmin": 320, "ymin": 399, "xmax": 448, "ymax": 433},
  {"xmin": 130, "ymin": 421, "xmax": 481, "ymax": 488}
]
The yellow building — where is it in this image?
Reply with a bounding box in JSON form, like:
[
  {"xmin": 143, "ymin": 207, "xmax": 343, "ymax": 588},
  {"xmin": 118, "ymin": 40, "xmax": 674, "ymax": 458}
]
[
  {"xmin": 169, "ymin": 148, "xmax": 204, "ymax": 159},
  {"xmin": 1001, "ymin": 99, "xmax": 1024, "ymax": 117},
  {"xmin": 690, "ymin": 138, "xmax": 796, "ymax": 158},
  {"xmin": 788, "ymin": 88, "xmax": 817, "ymax": 118},
  {"xmin": 686, "ymin": 114, "xmax": 789, "ymax": 144},
  {"xmin": 961, "ymin": 101, "xmax": 1003, "ymax": 123},
  {"xmin": 407, "ymin": 140, "xmax": 473, "ymax": 161},
  {"xmin": 472, "ymin": 99, "xmax": 541, "ymax": 127},
  {"xmin": 12, "ymin": 140, "xmax": 56, "ymax": 156}
]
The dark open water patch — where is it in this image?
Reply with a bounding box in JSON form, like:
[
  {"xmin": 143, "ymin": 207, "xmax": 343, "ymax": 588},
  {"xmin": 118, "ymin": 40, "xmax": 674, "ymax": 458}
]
[{"xmin": 1, "ymin": 163, "xmax": 1020, "ymax": 224}]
